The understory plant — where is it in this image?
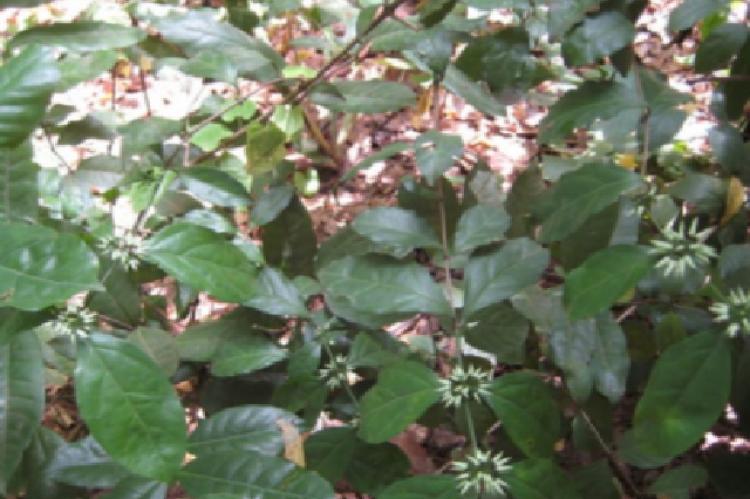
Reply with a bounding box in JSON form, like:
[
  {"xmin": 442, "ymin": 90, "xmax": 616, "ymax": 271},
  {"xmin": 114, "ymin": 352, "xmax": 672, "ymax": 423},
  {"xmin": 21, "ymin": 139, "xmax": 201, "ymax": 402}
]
[{"xmin": 1, "ymin": 0, "xmax": 750, "ymax": 498}]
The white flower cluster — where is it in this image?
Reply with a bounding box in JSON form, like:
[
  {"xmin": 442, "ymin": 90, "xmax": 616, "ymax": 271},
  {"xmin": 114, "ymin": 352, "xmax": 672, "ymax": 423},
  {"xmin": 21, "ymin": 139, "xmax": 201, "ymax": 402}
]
[
  {"xmin": 97, "ymin": 232, "xmax": 143, "ymax": 271},
  {"xmin": 710, "ymin": 288, "xmax": 750, "ymax": 338},
  {"xmin": 317, "ymin": 354, "xmax": 352, "ymax": 390},
  {"xmin": 649, "ymin": 218, "xmax": 716, "ymax": 277},
  {"xmin": 453, "ymin": 448, "xmax": 512, "ymax": 496},
  {"xmin": 49, "ymin": 303, "xmax": 97, "ymax": 339},
  {"xmin": 437, "ymin": 365, "xmax": 492, "ymax": 409}
]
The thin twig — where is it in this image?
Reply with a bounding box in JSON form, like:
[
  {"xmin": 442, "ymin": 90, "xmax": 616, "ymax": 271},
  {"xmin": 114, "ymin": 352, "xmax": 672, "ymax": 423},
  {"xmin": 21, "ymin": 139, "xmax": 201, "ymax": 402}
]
[
  {"xmin": 43, "ymin": 128, "xmax": 71, "ymax": 172},
  {"xmin": 107, "ymin": 67, "xmax": 117, "ymax": 155},
  {"xmin": 139, "ymin": 64, "xmax": 152, "ymax": 117}
]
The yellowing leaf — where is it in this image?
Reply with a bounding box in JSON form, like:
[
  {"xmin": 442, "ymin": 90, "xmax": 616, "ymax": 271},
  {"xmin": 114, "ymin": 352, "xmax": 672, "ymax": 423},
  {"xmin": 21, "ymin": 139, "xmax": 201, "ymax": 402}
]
[
  {"xmin": 721, "ymin": 176, "xmax": 745, "ymax": 225},
  {"xmin": 276, "ymin": 419, "xmax": 306, "ymax": 467},
  {"xmin": 615, "ymin": 153, "xmax": 638, "ymax": 170}
]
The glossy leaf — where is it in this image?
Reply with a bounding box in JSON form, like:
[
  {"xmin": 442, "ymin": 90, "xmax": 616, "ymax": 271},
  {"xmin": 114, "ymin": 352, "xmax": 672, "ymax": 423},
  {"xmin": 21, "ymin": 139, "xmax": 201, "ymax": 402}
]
[
  {"xmin": 463, "ymin": 238, "xmax": 549, "ymax": 318},
  {"xmin": 724, "ymin": 38, "xmax": 750, "ymax": 120},
  {"xmin": 75, "ymin": 334, "xmax": 187, "ymax": 481},
  {"xmin": 211, "ymin": 333, "xmax": 286, "ymax": 377},
  {"xmin": 621, "ymin": 332, "xmax": 731, "ymax": 467},
  {"xmin": 358, "ymin": 361, "xmax": 440, "ymax": 443},
  {"xmin": 189, "ymin": 405, "xmax": 301, "ymax": 457},
  {"xmin": 453, "ymin": 204, "xmax": 510, "ymax": 254},
  {"xmin": 562, "ymin": 11, "xmax": 635, "ymax": 66},
  {"xmin": 262, "ymin": 196, "xmax": 317, "ymax": 277},
  {"xmin": 102, "ymin": 477, "xmax": 167, "ymax": 499},
  {"xmin": 0, "ymin": 142, "xmax": 38, "ymax": 221},
  {"xmin": 695, "ymin": 23, "xmax": 748, "ymax": 72},
  {"xmin": 548, "ymin": 0, "xmax": 602, "ymax": 38},
  {"xmin": 506, "ymin": 459, "xmax": 582, "ymax": 499},
  {"xmin": 379, "ymin": 475, "xmax": 462, "ymax": 499},
  {"xmin": 340, "ymin": 141, "xmax": 411, "ymax": 184},
  {"xmin": 443, "ymin": 65, "xmax": 506, "ymax": 115},
  {"xmin": 244, "ymin": 267, "xmax": 309, "ymax": 317},
  {"xmin": 0, "ymin": 223, "xmax": 100, "ymax": 310},
  {"xmin": 465, "ymin": 303, "xmax": 529, "ymax": 364},
  {"xmin": 0, "ymin": 332, "xmax": 43, "ymax": 495},
  {"xmin": 564, "ymin": 245, "xmax": 652, "ymax": 320},
  {"xmin": 346, "ymin": 440, "xmax": 410, "ymax": 495},
  {"xmin": 246, "ymin": 122, "xmax": 286, "ymax": 174},
  {"xmin": 47, "ymin": 435, "xmax": 131, "ymax": 489},
  {"xmin": 128, "ymin": 328, "xmax": 179, "ymax": 377},
  {"xmin": 21, "ymin": 427, "xmax": 78, "ymax": 499},
  {"xmin": 668, "ymin": 0, "xmax": 728, "ymax": 32},
  {"xmin": 318, "ymin": 255, "xmax": 452, "ymax": 317},
  {"xmin": 9, "ymin": 22, "xmax": 145, "ymax": 52},
  {"xmin": 178, "ymin": 167, "xmax": 250, "ymax": 207},
  {"xmin": 0, "ymin": 46, "xmax": 59, "ymax": 148},
  {"xmin": 143, "ymin": 222, "xmax": 259, "ymax": 303},
  {"xmin": 646, "ymin": 464, "xmax": 708, "ymax": 499},
  {"xmin": 179, "ymin": 450, "xmax": 334, "ymax": 499},
  {"xmin": 352, "ymin": 207, "xmax": 442, "ymax": 257},
  {"xmin": 539, "ymin": 164, "xmax": 641, "ymax": 242},
  {"xmin": 305, "ymin": 427, "xmax": 358, "ymax": 484},
  {"xmin": 414, "ymin": 131, "xmax": 463, "ymax": 185},
  {"xmin": 310, "ymin": 80, "xmax": 416, "ymax": 114},
  {"xmin": 484, "ymin": 372, "xmax": 561, "ymax": 457},
  {"xmin": 252, "ymin": 185, "xmax": 294, "ymax": 225}
]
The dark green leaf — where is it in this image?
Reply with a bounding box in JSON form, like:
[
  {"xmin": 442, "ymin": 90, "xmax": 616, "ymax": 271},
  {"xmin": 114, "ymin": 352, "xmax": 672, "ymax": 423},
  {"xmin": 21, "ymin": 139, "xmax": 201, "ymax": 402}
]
[
  {"xmin": 340, "ymin": 141, "xmax": 411, "ymax": 184},
  {"xmin": 358, "ymin": 361, "xmax": 440, "ymax": 443},
  {"xmin": 120, "ymin": 117, "xmax": 181, "ymax": 156},
  {"xmin": 419, "ymin": 0, "xmax": 457, "ymax": 27},
  {"xmin": 465, "ymin": 303, "xmax": 529, "ymax": 364},
  {"xmin": 252, "ymin": 185, "xmax": 294, "ymax": 225},
  {"xmin": 75, "ymin": 334, "xmax": 187, "ymax": 481},
  {"xmin": 102, "ymin": 477, "xmax": 167, "ymax": 499},
  {"xmin": 0, "ymin": 46, "xmax": 59, "ymax": 148},
  {"xmin": 0, "ymin": 308, "xmax": 48, "ymax": 345},
  {"xmin": 640, "ymin": 68, "xmax": 691, "ymax": 151},
  {"xmin": 189, "ymin": 405, "xmax": 300, "ymax": 457},
  {"xmin": 180, "ymin": 51, "xmax": 238, "ymax": 84},
  {"xmin": 21, "ymin": 427, "xmax": 78, "ymax": 499},
  {"xmin": 246, "ymin": 122, "xmax": 286, "ymax": 174},
  {"xmin": 414, "ymin": 131, "xmax": 463, "ymax": 185},
  {"xmin": 144, "ymin": 222, "xmax": 259, "ymax": 303},
  {"xmin": 453, "ymin": 204, "xmax": 510, "ymax": 254},
  {"xmin": 539, "ymin": 164, "xmax": 641, "ymax": 242},
  {"xmin": 695, "ymin": 23, "xmax": 748, "ymax": 72},
  {"xmin": 56, "ymin": 50, "xmax": 118, "ymax": 91},
  {"xmin": 47, "ymin": 435, "xmax": 131, "ymax": 488},
  {"xmin": 9, "ymin": 22, "xmax": 145, "ymax": 52},
  {"xmin": 646, "ymin": 464, "xmax": 708, "ymax": 499},
  {"xmin": 463, "ymin": 238, "xmax": 549, "ymax": 318},
  {"xmin": 0, "ymin": 142, "xmax": 38, "ymax": 221},
  {"xmin": 262, "ymin": 196, "xmax": 317, "ymax": 277},
  {"xmin": 548, "ymin": 0, "xmax": 602, "ymax": 38},
  {"xmin": 128, "ymin": 328, "xmax": 179, "ymax": 377},
  {"xmin": 719, "ymin": 244, "xmax": 750, "ymax": 289},
  {"xmin": 506, "ymin": 459, "xmax": 582, "ymax": 499},
  {"xmin": 724, "ymin": 38, "xmax": 750, "ymax": 120},
  {"xmin": 179, "ymin": 450, "xmax": 334, "ymax": 499},
  {"xmin": 0, "ymin": 223, "xmax": 100, "ymax": 310},
  {"xmin": 178, "ymin": 167, "xmax": 250, "ymax": 207},
  {"xmin": 310, "ymin": 80, "xmax": 416, "ymax": 114},
  {"xmin": 348, "ymin": 331, "xmax": 403, "ymax": 368},
  {"xmin": 668, "ymin": 0, "xmax": 728, "ymax": 32},
  {"xmin": 667, "ymin": 172, "xmax": 726, "ymax": 214},
  {"xmin": 211, "ymin": 332, "xmax": 286, "ymax": 377},
  {"xmin": 346, "ymin": 440, "xmax": 410, "ymax": 495},
  {"xmin": 443, "ymin": 65, "xmax": 506, "ymax": 116},
  {"xmin": 305, "ymin": 427, "xmax": 358, "ymax": 483},
  {"xmin": 484, "ymin": 372, "xmax": 561, "ymax": 457},
  {"xmin": 621, "ymin": 332, "xmax": 731, "ymax": 467},
  {"xmin": 0, "ymin": 332, "xmax": 43, "ymax": 494},
  {"xmin": 379, "ymin": 475, "xmax": 462, "ymax": 499},
  {"xmin": 88, "ymin": 259, "xmax": 142, "ymax": 327},
  {"xmin": 563, "ymin": 11, "xmax": 635, "ymax": 66},
  {"xmin": 318, "ymin": 255, "xmax": 452, "ymax": 317},
  {"xmin": 244, "ymin": 267, "xmax": 309, "ymax": 317},
  {"xmin": 564, "ymin": 245, "xmax": 652, "ymax": 320},
  {"xmin": 709, "ymin": 123, "xmax": 750, "ymax": 179},
  {"xmin": 352, "ymin": 207, "xmax": 442, "ymax": 257}
]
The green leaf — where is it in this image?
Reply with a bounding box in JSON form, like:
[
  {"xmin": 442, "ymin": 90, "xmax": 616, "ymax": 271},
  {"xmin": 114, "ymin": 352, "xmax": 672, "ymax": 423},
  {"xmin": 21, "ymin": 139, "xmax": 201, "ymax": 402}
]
[
  {"xmin": 9, "ymin": 21, "xmax": 145, "ymax": 52},
  {"xmin": 252, "ymin": 185, "xmax": 294, "ymax": 225},
  {"xmin": 0, "ymin": 142, "xmax": 38, "ymax": 221},
  {"xmin": 346, "ymin": 440, "xmax": 410, "ymax": 495},
  {"xmin": 709, "ymin": 123, "xmax": 750, "ymax": 179},
  {"xmin": 640, "ymin": 69, "xmax": 691, "ymax": 151},
  {"xmin": 190, "ymin": 123, "xmax": 234, "ymax": 152},
  {"xmin": 0, "ymin": 223, "xmax": 100, "ymax": 310},
  {"xmin": 0, "ymin": 46, "xmax": 59, "ymax": 148},
  {"xmin": 463, "ymin": 238, "xmax": 549, "ymax": 318},
  {"xmin": 483, "ymin": 372, "xmax": 561, "ymax": 457},
  {"xmin": 358, "ymin": 361, "xmax": 440, "ymax": 443},
  {"xmin": 244, "ymin": 267, "xmax": 309, "ymax": 317},
  {"xmin": 646, "ymin": 464, "xmax": 708, "ymax": 499},
  {"xmin": 189, "ymin": 405, "xmax": 301, "ymax": 457},
  {"xmin": 178, "ymin": 167, "xmax": 250, "ymax": 207},
  {"xmin": 120, "ymin": 117, "xmax": 181, "ymax": 156},
  {"xmin": 695, "ymin": 23, "xmax": 748, "ymax": 72},
  {"xmin": 562, "ymin": 11, "xmax": 635, "ymax": 66},
  {"xmin": 21, "ymin": 427, "xmax": 78, "ymax": 499},
  {"xmin": 318, "ymin": 255, "xmax": 452, "ymax": 317},
  {"xmin": 564, "ymin": 245, "xmax": 652, "ymax": 320},
  {"xmin": 724, "ymin": 37, "xmax": 750, "ymax": 120},
  {"xmin": 539, "ymin": 164, "xmax": 641, "ymax": 243},
  {"xmin": 150, "ymin": 10, "xmax": 282, "ymax": 81},
  {"xmin": 443, "ymin": 65, "xmax": 506, "ymax": 116},
  {"xmin": 465, "ymin": 303, "xmax": 529, "ymax": 364},
  {"xmin": 246, "ymin": 122, "xmax": 286, "ymax": 174},
  {"xmin": 47, "ymin": 435, "xmax": 131, "ymax": 488},
  {"xmin": 453, "ymin": 204, "xmax": 510, "ymax": 254},
  {"xmin": 0, "ymin": 308, "xmax": 47, "ymax": 346},
  {"xmin": 128, "ymin": 328, "xmax": 179, "ymax": 377},
  {"xmin": 419, "ymin": 0, "xmax": 457, "ymax": 27},
  {"xmin": 352, "ymin": 207, "xmax": 442, "ymax": 257},
  {"xmin": 310, "ymin": 80, "xmax": 416, "ymax": 114},
  {"xmin": 75, "ymin": 334, "xmax": 187, "ymax": 481},
  {"xmin": 179, "ymin": 51, "xmax": 239, "ymax": 84},
  {"xmin": 211, "ymin": 332, "xmax": 286, "ymax": 377},
  {"xmin": 101, "ymin": 477, "xmax": 168, "ymax": 499},
  {"xmin": 305, "ymin": 427, "xmax": 358, "ymax": 484},
  {"xmin": 379, "ymin": 475, "xmax": 462, "ymax": 499},
  {"xmin": 340, "ymin": 141, "xmax": 411, "ymax": 184},
  {"xmin": 179, "ymin": 450, "xmax": 335, "ymax": 499},
  {"xmin": 88, "ymin": 259, "xmax": 142, "ymax": 327},
  {"xmin": 414, "ymin": 131, "xmax": 463, "ymax": 185},
  {"xmin": 348, "ymin": 331, "xmax": 404, "ymax": 368},
  {"xmin": 668, "ymin": 0, "xmax": 728, "ymax": 32},
  {"xmin": 548, "ymin": 0, "xmax": 602, "ymax": 38},
  {"xmin": 0, "ymin": 332, "xmax": 43, "ymax": 495},
  {"xmin": 56, "ymin": 50, "xmax": 118, "ymax": 91},
  {"xmin": 620, "ymin": 332, "xmax": 731, "ymax": 467},
  {"xmin": 455, "ymin": 28, "xmax": 551, "ymax": 102},
  {"xmin": 143, "ymin": 222, "xmax": 259, "ymax": 303},
  {"xmin": 506, "ymin": 459, "xmax": 582, "ymax": 499}
]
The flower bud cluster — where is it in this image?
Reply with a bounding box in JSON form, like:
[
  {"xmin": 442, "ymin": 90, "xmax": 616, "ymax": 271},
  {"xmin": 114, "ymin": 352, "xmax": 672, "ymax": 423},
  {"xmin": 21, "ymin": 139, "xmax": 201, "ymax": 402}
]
[
  {"xmin": 318, "ymin": 354, "xmax": 353, "ymax": 390},
  {"xmin": 437, "ymin": 364, "xmax": 492, "ymax": 409},
  {"xmin": 710, "ymin": 288, "xmax": 750, "ymax": 338},
  {"xmin": 452, "ymin": 448, "xmax": 512, "ymax": 496},
  {"xmin": 649, "ymin": 218, "xmax": 716, "ymax": 277}
]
